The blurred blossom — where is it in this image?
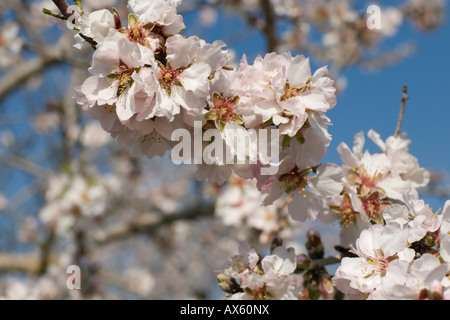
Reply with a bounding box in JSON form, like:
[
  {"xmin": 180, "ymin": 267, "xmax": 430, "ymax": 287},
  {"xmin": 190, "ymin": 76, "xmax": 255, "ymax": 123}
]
[
  {"xmin": 124, "ymin": 267, "xmax": 156, "ymax": 296},
  {"xmin": 0, "ymin": 130, "xmax": 15, "ymax": 148},
  {"xmin": 0, "ymin": 21, "xmax": 23, "ymax": 69},
  {"xmin": 199, "ymin": 6, "xmax": 218, "ymax": 27},
  {"xmin": 34, "ymin": 112, "xmax": 60, "ymax": 134},
  {"xmin": 80, "ymin": 122, "xmax": 111, "ymax": 148}
]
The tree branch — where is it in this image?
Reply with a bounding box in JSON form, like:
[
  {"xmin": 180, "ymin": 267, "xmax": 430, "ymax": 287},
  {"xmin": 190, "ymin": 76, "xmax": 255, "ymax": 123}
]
[
  {"xmin": 0, "ymin": 34, "xmax": 72, "ymax": 103},
  {"xmin": 0, "ymin": 253, "xmax": 54, "ymax": 274},
  {"xmin": 94, "ymin": 203, "xmax": 215, "ymax": 244},
  {"xmin": 395, "ymin": 85, "xmax": 409, "ymax": 136},
  {"xmin": 311, "ymin": 255, "xmax": 341, "ymax": 269},
  {"xmin": 0, "ymin": 153, "xmax": 54, "ymax": 179},
  {"xmin": 51, "ymin": 0, "xmax": 71, "ymax": 19},
  {"xmin": 260, "ymin": 0, "xmax": 278, "ymax": 53}
]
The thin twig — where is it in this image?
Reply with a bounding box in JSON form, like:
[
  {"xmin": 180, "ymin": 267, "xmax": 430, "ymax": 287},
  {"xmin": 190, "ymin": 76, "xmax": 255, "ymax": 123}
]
[
  {"xmin": 51, "ymin": 0, "xmax": 71, "ymax": 19},
  {"xmin": 94, "ymin": 203, "xmax": 215, "ymax": 244},
  {"xmin": 0, "ymin": 33, "xmax": 72, "ymax": 103},
  {"xmin": 0, "ymin": 253, "xmax": 57, "ymax": 274},
  {"xmin": 311, "ymin": 255, "xmax": 341, "ymax": 269},
  {"xmin": 0, "ymin": 153, "xmax": 53, "ymax": 179},
  {"xmin": 260, "ymin": 0, "xmax": 278, "ymax": 53},
  {"xmin": 395, "ymin": 85, "xmax": 408, "ymax": 136}
]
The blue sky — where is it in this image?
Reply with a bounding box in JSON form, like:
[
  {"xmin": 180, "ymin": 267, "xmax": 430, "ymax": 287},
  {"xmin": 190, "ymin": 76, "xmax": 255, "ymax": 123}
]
[{"xmin": 182, "ymin": 3, "xmax": 450, "ymax": 210}]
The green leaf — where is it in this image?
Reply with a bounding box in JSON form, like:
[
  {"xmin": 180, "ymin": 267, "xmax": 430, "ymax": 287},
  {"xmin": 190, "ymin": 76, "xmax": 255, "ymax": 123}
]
[
  {"xmin": 308, "ymin": 287, "xmax": 321, "ymax": 300},
  {"xmin": 282, "ymin": 135, "xmax": 291, "ymax": 148}
]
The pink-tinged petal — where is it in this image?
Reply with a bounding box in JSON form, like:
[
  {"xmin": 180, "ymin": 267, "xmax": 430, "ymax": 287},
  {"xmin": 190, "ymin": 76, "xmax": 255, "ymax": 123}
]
[
  {"xmin": 367, "ymin": 129, "xmax": 385, "ymax": 151},
  {"xmin": 78, "ymin": 76, "xmax": 117, "ymax": 108},
  {"xmin": 181, "ymin": 62, "xmax": 211, "ymax": 95},
  {"xmin": 337, "ymin": 142, "xmax": 359, "ymax": 168},
  {"xmin": 439, "ymin": 236, "xmax": 450, "ymax": 263},
  {"xmin": 298, "ymin": 92, "xmax": 329, "ymax": 111},
  {"xmin": 115, "ymin": 93, "xmax": 135, "ymax": 122},
  {"xmin": 311, "ymin": 163, "xmax": 343, "ymax": 197},
  {"xmin": 291, "ymin": 126, "xmax": 329, "ymax": 169},
  {"xmin": 287, "ymin": 55, "xmax": 310, "ymax": 87},
  {"xmin": 288, "ymin": 192, "xmax": 321, "ymax": 222},
  {"xmin": 352, "ymin": 131, "xmax": 365, "ymax": 156}
]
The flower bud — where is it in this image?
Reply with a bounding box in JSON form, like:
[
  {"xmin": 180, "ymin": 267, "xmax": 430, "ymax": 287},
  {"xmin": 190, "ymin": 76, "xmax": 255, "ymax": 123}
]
[
  {"xmin": 216, "ymin": 274, "xmax": 241, "ymax": 294},
  {"xmin": 270, "ymin": 235, "xmax": 283, "ymax": 252},
  {"xmin": 296, "ymin": 253, "xmax": 311, "ymax": 271},
  {"xmin": 306, "ymin": 229, "xmax": 324, "ymax": 259},
  {"xmin": 319, "ymin": 279, "xmax": 334, "ymax": 300},
  {"xmin": 430, "ymin": 280, "xmax": 444, "ymax": 300}
]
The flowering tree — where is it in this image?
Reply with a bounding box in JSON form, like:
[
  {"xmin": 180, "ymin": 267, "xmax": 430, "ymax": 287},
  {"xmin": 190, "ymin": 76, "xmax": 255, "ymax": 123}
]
[{"xmin": 0, "ymin": 0, "xmax": 449, "ymax": 300}]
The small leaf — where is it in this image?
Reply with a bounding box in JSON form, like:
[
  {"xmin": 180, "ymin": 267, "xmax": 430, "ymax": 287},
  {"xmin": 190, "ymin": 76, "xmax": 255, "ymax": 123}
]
[
  {"xmin": 205, "ymin": 109, "xmax": 218, "ymax": 121},
  {"xmin": 308, "ymin": 286, "xmax": 321, "ymax": 300},
  {"xmin": 282, "ymin": 135, "xmax": 291, "ymax": 148}
]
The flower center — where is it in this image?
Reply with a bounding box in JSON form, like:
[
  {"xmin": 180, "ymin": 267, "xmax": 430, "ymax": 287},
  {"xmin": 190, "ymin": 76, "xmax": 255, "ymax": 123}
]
[
  {"xmin": 349, "ymin": 166, "xmax": 383, "ymax": 196},
  {"xmin": 279, "ymin": 166, "xmax": 313, "ymax": 194},
  {"xmin": 205, "ymin": 92, "xmax": 243, "ymax": 131},
  {"xmin": 330, "ymin": 193, "xmax": 359, "ymax": 227},
  {"xmin": 280, "ymin": 78, "xmax": 312, "ymax": 102},
  {"xmin": 248, "ymin": 285, "xmax": 271, "ymax": 300},
  {"xmin": 361, "ymin": 191, "xmax": 390, "ymax": 224},
  {"xmin": 366, "ymin": 251, "xmax": 397, "ymax": 277},
  {"xmin": 157, "ymin": 63, "xmax": 185, "ymax": 95},
  {"xmin": 228, "ymin": 255, "xmax": 250, "ymax": 274},
  {"xmin": 367, "ymin": 256, "xmax": 388, "ymax": 275},
  {"xmin": 108, "ymin": 61, "xmax": 137, "ymax": 96},
  {"xmin": 127, "ymin": 23, "xmax": 150, "ymax": 46}
]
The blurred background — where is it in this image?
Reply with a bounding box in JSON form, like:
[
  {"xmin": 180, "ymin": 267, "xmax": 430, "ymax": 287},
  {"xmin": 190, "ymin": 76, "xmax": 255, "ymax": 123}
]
[{"xmin": 0, "ymin": 0, "xmax": 448, "ymax": 299}]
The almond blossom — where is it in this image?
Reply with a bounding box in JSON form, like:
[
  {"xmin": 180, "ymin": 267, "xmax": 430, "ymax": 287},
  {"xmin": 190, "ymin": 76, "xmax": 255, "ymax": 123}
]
[
  {"xmin": 256, "ymin": 155, "xmax": 343, "ymax": 222},
  {"xmin": 74, "ymin": 35, "xmax": 154, "ymax": 111},
  {"xmin": 219, "ymin": 243, "xmax": 303, "ymax": 300},
  {"xmin": 319, "ymin": 130, "xmax": 430, "ymax": 246},
  {"xmin": 0, "ymin": 21, "xmax": 23, "ymax": 69},
  {"xmin": 148, "ymin": 34, "xmax": 229, "ymax": 121},
  {"xmin": 214, "ymin": 174, "xmax": 295, "ymax": 243},
  {"xmin": 232, "ymin": 52, "xmax": 336, "ymax": 137},
  {"xmin": 25, "ymin": 0, "xmax": 450, "ymax": 301},
  {"xmin": 333, "ymin": 223, "xmax": 415, "ymax": 298},
  {"xmin": 372, "ymin": 254, "xmax": 450, "ymax": 300}
]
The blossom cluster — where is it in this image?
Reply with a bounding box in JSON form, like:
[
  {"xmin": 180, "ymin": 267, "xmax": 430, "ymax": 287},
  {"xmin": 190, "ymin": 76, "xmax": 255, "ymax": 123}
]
[
  {"xmin": 71, "ymin": 0, "xmax": 337, "ymax": 188},
  {"xmin": 53, "ymin": 0, "xmax": 450, "ymax": 300},
  {"xmin": 334, "ymin": 198, "xmax": 450, "ymax": 300},
  {"xmin": 0, "ymin": 21, "xmax": 23, "ymax": 69},
  {"xmin": 216, "ymin": 241, "xmax": 303, "ymax": 300},
  {"xmin": 39, "ymin": 171, "xmax": 120, "ymax": 235},
  {"xmin": 320, "ymin": 130, "xmax": 430, "ymax": 246},
  {"xmin": 214, "ymin": 174, "xmax": 296, "ymax": 244}
]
